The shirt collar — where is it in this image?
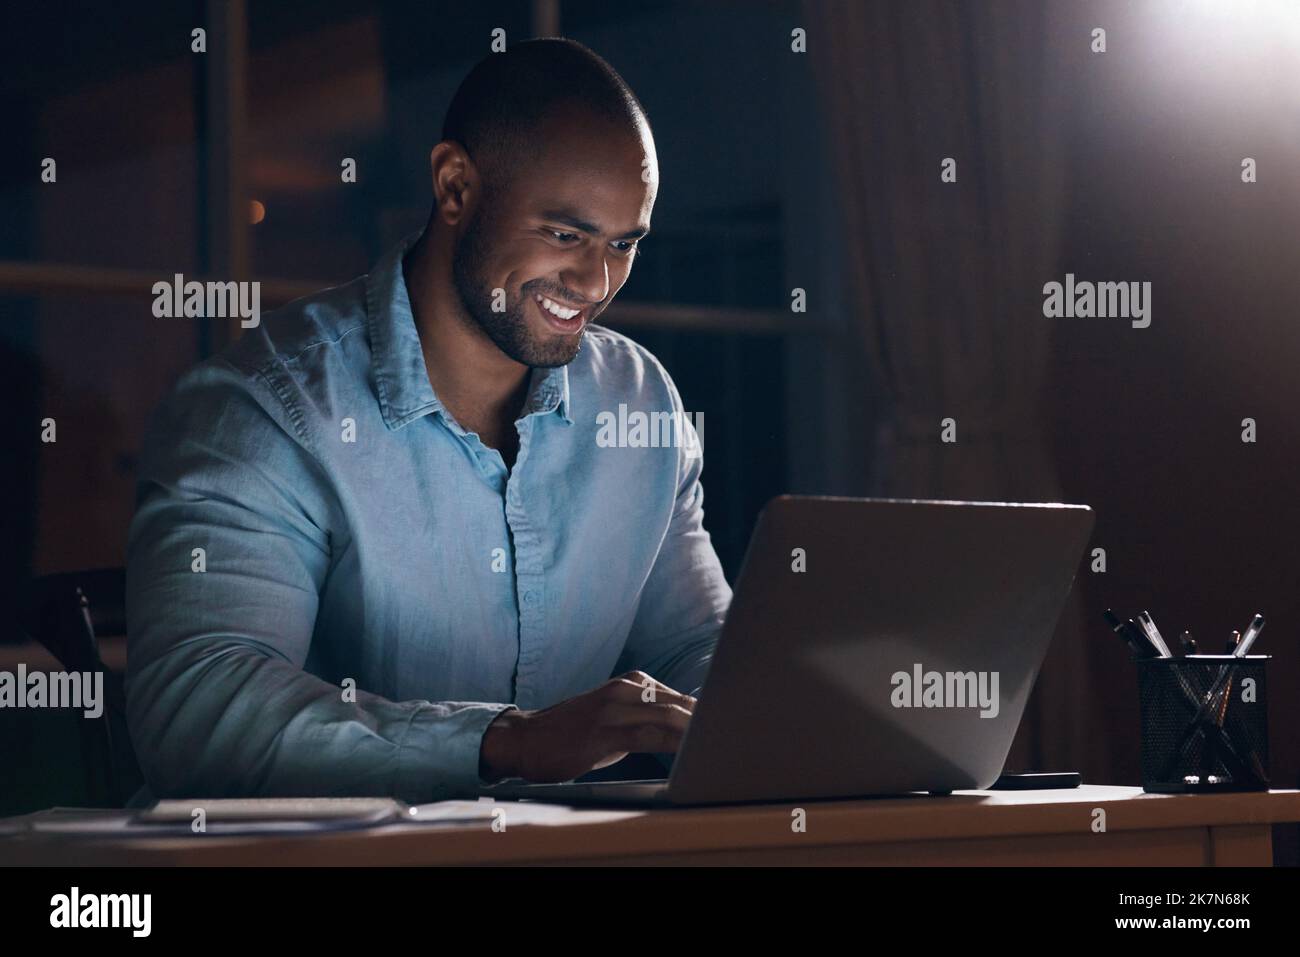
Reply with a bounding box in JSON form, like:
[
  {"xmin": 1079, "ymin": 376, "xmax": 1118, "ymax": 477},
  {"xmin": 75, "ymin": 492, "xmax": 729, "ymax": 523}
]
[
  {"xmin": 366, "ymin": 232, "xmax": 573, "ymax": 430},
  {"xmin": 522, "ymin": 364, "xmax": 572, "ymax": 422}
]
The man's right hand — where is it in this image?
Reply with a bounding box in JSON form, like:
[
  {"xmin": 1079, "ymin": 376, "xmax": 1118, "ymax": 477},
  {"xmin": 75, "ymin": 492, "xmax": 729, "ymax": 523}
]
[{"xmin": 478, "ymin": 671, "xmax": 696, "ymax": 784}]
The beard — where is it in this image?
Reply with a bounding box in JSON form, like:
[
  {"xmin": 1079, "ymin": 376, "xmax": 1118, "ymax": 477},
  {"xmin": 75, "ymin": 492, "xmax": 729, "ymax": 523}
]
[{"xmin": 451, "ymin": 206, "xmax": 587, "ymax": 369}]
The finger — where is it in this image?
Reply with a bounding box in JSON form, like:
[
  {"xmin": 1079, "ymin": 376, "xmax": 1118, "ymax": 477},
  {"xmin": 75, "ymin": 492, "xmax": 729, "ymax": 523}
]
[
  {"xmin": 601, "ymin": 701, "xmax": 694, "ymax": 732},
  {"xmin": 627, "ymin": 720, "xmax": 688, "ymax": 754},
  {"xmin": 587, "ymin": 704, "xmax": 691, "ymax": 762},
  {"xmin": 598, "ymin": 717, "xmax": 687, "ymax": 756},
  {"xmin": 609, "ymin": 684, "xmax": 696, "ymax": 714},
  {"xmin": 612, "ymin": 672, "xmax": 696, "ymax": 709},
  {"xmin": 614, "ymin": 670, "xmax": 679, "ymax": 694}
]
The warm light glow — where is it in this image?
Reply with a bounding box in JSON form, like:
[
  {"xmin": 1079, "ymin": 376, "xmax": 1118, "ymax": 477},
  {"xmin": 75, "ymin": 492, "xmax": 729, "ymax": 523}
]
[
  {"xmin": 249, "ymin": 199, "xmax": 266, "ymax": 225},
  {"xmin": 1123, "ymin": 0, "xmax": 1300, "ymax": 129}
]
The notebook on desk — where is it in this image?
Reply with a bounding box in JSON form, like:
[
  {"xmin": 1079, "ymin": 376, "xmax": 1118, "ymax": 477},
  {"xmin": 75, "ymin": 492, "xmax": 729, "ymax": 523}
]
[
  {"xmin": 0, "ymin": 797, "xmax": 610, "ymax": 838},
  {"xmin": 480, "ymin": 495, "xmax": 1094, "ymax": 808}
]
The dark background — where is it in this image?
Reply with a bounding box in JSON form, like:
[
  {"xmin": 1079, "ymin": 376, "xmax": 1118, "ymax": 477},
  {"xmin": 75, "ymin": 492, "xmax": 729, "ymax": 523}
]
[{"xmin": 2, "ymin": 0, "xmax": 1297, "ymax": 860}]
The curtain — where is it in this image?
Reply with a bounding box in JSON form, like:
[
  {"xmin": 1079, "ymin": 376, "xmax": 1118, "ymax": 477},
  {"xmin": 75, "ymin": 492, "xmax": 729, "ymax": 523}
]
[{"xmin": 804, "ymin": 0, "xmax": 1104, "ymax": 776}]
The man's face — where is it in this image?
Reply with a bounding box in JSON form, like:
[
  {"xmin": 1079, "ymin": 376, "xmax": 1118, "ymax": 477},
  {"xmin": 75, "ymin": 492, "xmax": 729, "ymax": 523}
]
[{"xmin": 452, "ymin": 111, "xmax": 657, "ymax": 368}]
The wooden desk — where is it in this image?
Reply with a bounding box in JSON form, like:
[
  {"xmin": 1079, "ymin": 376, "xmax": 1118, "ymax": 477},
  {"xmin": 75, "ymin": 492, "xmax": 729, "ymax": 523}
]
[{"xmin": 4, "ymin": 786, "xmax": 1299, "ymax": 866}]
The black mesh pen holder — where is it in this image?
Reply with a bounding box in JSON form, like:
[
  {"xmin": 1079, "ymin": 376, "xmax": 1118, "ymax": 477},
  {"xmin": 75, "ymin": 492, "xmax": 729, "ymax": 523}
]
[{"xmin": 1137, "ymin": 656, "xmax": 1270, "ymax": 793}]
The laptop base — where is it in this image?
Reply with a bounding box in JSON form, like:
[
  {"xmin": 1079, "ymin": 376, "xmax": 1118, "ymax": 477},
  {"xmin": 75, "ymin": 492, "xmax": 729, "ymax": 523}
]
[{"xmin": 480, "ymin": 778, "xmax": 674, "ymax": 807}]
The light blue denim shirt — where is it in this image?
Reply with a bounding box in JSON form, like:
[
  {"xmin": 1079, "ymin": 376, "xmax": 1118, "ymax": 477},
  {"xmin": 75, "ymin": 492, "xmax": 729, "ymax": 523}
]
[{"xmin": 125, "ymin": 234, "xmax": 732, "ymax": 803}]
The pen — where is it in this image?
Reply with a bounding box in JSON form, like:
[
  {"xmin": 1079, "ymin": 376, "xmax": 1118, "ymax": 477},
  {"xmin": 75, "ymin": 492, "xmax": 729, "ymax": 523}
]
[
  {"xmin": 1179, "ymin": 630, "xmax": 1198, "ymax": 655},
  {"xmin": 1235, "ymin": 614, "xmax": 1266, "ymax": 657},
  {"xmin": 1217, "ymin": 676, "xmax": 1232, "ymax": 727},
  {"xmin": 1137, "ymin": 611, "xmax": 1173, "ymax": 658},
  {"xmin": 1225, "ymin": 630, "xmax": 1241, "ymax": 655},
  {"xmin": 1103, "ymin": 608, "xmax": 1150, "ymax": 658},
  {"xmin": 1126, "ymin": 618, "xmax": 1162, "ymax": 657}
]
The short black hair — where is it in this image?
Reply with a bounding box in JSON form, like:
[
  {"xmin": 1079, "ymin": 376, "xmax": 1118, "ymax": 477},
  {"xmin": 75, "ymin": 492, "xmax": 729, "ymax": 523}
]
[{"xmin": 441, "ymin": 38, "xmax": 649, "ymax": 187}]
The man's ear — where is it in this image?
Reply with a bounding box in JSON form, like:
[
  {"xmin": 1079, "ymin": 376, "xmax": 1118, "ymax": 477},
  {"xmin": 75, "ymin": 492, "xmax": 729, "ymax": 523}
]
[{"xmin": 430, "ymin": 140, "xmax": 478, "ymax": 226}]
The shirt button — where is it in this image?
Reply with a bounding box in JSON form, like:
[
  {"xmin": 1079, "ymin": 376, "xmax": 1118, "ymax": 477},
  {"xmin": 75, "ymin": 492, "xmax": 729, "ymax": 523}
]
[{"xmin": 523, "ymin": 590, "xmax": 539, "ymax": 605}]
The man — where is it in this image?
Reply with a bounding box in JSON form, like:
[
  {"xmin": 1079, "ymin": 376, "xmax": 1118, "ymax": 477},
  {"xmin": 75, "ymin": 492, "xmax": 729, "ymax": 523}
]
[{"xmin": 125, "ymin": 39, "xmax": 732, "ymax": 802}]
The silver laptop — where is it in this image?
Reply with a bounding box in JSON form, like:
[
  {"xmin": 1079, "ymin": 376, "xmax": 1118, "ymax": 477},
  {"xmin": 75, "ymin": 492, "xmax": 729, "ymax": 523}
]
[{"xmin": 480, "ymin": 495, "xmax": 1094, "ymax": 807}]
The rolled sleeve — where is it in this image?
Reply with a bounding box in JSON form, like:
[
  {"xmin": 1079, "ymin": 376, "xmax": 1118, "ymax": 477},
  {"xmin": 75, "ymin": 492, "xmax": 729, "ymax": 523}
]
[{"xmin": 398, "ymin": 702, "xmax": 518, "ymax": 798}]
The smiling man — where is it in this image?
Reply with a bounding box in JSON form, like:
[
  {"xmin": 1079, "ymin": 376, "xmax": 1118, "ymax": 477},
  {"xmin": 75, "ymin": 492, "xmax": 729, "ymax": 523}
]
[{"xmin": 125, "ymin": 39, "xmax": 732, "ymax": 802}]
